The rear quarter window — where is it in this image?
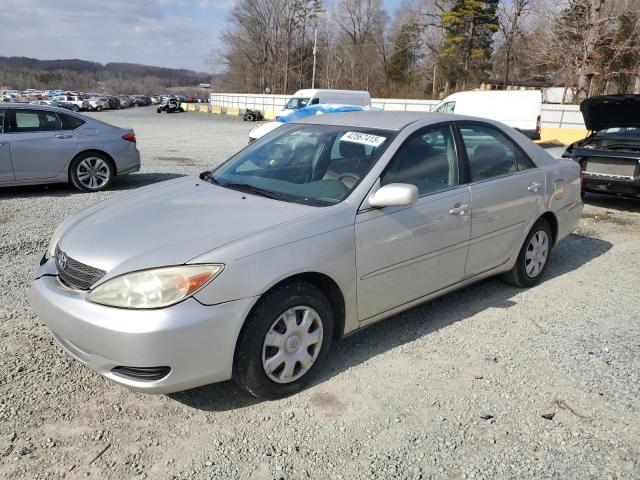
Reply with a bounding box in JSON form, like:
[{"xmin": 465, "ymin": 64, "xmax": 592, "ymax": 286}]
[{"xmin": 58, "ymin": 113, "xmax": 86, "ymax": 130}]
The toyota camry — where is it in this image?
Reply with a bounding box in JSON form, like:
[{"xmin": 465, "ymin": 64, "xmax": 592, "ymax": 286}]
[{"xmin": 30, "ymin": 112, "xmax": 582, "ymax": 399}]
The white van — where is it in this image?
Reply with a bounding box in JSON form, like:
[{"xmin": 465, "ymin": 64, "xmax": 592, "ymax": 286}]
[
  {"xmin": 278, "ymin": 89, "xmax": 371, "ymax": 118},
  {"xmin": 433, "ymin": 90, "xmax": 542, "ymax": 140}
]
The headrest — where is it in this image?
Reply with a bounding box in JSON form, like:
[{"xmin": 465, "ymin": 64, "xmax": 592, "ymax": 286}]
[{"xmin": 474, "ymin": 144, "xmax": 506, "ymax": 162}]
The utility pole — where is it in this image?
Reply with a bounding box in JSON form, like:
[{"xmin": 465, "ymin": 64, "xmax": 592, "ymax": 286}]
[{"xmin": 311, "ymin": 25, "xmax": 318, "ymax": 89}]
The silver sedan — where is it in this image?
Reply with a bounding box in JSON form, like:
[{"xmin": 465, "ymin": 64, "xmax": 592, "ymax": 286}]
[
  {"xmin": 0, "ymin": 103, "xmax": 140, "ymax": 192},
  {"xmin": 30, "ymin": 112, "xmax": 582, "ymax": 399}
]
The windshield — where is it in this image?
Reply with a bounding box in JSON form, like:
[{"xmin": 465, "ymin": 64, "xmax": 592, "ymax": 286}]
[
  {"xmin": 210, "ymin": 124, "xmax": 394, "ymax": 206},
  {"xmin": 284, "ymin": 97, "xmax": 311, "ymax": 110},
  {"xmin": 597, "ymin": 127, "xmax": 640, "ymax": 136}
]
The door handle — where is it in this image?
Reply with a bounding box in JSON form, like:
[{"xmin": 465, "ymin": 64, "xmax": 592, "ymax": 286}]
[
  {"xmin": 449, "ymin": 203, "xmax": 470, "ymax": 216},
  {"xmin": 54, "ymin": 134, "xmax": 74, "ymax": 139},
  {"xmin": 527, "ymin": 182, "xmax": 543, "ymax": 192}
]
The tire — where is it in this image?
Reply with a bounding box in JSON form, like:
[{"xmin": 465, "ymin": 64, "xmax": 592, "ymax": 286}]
[
  {"xmin": 233, "ymin": 281, "xmax": 334, "ymax": 399},
  {"xmin": 500, "ymin": 218, "xmax": 552, "ymax": 288},
  {"xmin": 69, "ymin": 152, "xmax": 115, "ymax": 192},
  {"xmin": 72, "ymin": 105, "xmax": 79, "ymax": 112}
]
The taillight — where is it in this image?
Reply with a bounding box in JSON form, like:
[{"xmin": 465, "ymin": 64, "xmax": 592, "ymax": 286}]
[
  {"xmin": 122, "ymin": 132, "xmax": 136, "ymax": 143},
  {"xmin": 536, "ymin": 115, "xmax": 541, "ymax": 133}
]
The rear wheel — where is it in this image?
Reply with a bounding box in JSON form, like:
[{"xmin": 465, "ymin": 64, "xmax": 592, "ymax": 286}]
[
  {"xmin": 69, "ymin": 152, "xmax": 114, "ymax": 192},
  {"xmin": 501, "ymin": 218, "xmax": 552, "ymax": 288},
  {"xmin": 233, "ymin": 281, "xmax": 334, "ymax": 399}
]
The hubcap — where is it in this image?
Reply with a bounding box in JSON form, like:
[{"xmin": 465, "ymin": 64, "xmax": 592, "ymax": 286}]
[
  {"xmin": 524, "ymin": 230, "xmax": 549, "ymax": 278},
  {"xmin": 77, "ymin": 157, "xmax": 110, "ymax": 190},
  {"xmin": 262, "ymin": 306, "xmax": 323, "ymax": 384}
]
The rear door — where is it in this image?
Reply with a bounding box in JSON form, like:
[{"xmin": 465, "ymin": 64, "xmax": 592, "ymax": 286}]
[
  {"xmin": 457, "ymin": 122, "xmax": 545, "ymax": 276},
  {"xmin": 0, "ymin": 109, "xmax": 14, "ymax": 181},
  {"xmin": 8, "ymin": 108, "xmax": 79, "ymax": 180}
]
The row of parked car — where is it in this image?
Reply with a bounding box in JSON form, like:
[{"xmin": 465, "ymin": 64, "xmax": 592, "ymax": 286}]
[
  {"xmin": 32, "ymin": 94, "xmax": 155, "ymax": 112},
  {"xmin": 2, "ymin": 89, "xmax": 210, "ymax": 113}
]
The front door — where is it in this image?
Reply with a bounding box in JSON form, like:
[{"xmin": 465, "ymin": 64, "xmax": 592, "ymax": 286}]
[
  {"xmin": 0, "ymin": 109, "xmax": 14, "ymax": 182},
  {"xmin": 8, "ymin": 108, "xmax": 79, "ymax": 180},
  {"xmin": 457, "ymin": 122, "xmax": 546, "ymax": 276},
  {"xmin": 355, "ymin": 124, "xmax": 472, "ymax": 321}
]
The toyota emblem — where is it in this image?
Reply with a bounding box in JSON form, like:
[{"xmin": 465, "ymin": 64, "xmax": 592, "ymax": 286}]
[{"xmin": 57, "ymin": 251, "xmax": 68, "ymax": 270}]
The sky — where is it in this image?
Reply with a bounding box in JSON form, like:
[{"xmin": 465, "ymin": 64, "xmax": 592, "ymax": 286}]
[{"xmin": 0, "ymin": 0, "xmax": 404, "ymax": 73}]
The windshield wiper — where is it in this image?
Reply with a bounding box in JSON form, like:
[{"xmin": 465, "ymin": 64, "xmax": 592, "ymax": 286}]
[{"xmin": 222, "ymin": 182, "xmax": 284, "ymax": 200}]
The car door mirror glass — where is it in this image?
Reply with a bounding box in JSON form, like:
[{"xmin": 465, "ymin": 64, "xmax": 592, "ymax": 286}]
[{"xmin": 368, "ymin": 183, "xmax": 418, "ymax": 208}]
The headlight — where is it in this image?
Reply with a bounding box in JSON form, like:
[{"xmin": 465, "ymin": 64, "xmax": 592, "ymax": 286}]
[{"xmin": 87, "ymin": 264, "xmax": 224, "ymax": 309}]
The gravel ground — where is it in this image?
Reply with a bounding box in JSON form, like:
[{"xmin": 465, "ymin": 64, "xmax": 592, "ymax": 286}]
[{"xmin": 1, "ymin": 107, "xmax": 639, "ymax": 480}]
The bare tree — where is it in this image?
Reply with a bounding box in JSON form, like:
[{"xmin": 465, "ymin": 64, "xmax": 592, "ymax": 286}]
[{"xmin": 496, "ymin": 0, "xmax": 534, "ymax": 85}]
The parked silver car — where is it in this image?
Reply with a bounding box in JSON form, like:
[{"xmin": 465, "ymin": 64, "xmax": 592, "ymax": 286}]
[
  {"xmin": 0, "ymin": 103, "xmax": 140, "ymax": 191},
  {"xmin": 30, "ymin": 112, "xmax": 582, "ymax": 398}
]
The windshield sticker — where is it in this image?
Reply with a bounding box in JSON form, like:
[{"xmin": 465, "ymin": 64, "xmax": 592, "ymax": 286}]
[{"xmin": 341, "ymin": 131, "xmax": 386, "ymax": 147}]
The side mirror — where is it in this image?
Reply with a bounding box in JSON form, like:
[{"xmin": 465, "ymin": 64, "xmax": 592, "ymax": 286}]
[{"xmin": 368, "ymin": 183, "xmax": 419, "ymax": 208}]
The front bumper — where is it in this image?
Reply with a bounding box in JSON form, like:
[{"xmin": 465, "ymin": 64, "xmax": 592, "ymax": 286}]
[{"xmin": 30, "ymin": 273, "xmax": 257, "ymax": 393}]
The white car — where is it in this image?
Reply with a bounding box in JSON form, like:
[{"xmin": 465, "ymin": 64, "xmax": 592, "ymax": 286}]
[{"xmin": 53, "ymin": 95, "xmax": 89, "ymax": 112}]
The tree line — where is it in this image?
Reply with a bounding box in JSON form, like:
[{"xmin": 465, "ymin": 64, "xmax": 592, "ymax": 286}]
[
  {"xmin": 216, "ymin": 0, "xmax": 640, "ymax": 101},
  {"xmin": 0, "ymin": 57, "xmax": 214, "ymax": 94}
]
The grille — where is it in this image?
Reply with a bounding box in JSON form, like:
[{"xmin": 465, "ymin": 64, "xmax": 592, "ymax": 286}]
[
  {"xmin": 55, "ymin": 246, "xmax": 106, "ymax": 290},
  {"xmin": 585, "ymin": 157, "xmax": 638, "ymax": 178}
]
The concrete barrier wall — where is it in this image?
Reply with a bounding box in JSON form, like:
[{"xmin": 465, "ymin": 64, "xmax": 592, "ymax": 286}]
[{"xmin": 209, "ymin": 92, "xmax": 586, "ymax": 129}]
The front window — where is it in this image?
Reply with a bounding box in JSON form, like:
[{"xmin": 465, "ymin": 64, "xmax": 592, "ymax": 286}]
[
  {"xmin": 435, "ymin": 101, "xmax": 455, "ymax": 113},
  {"xmin": 210, "ymin": 124, "xmax": 394, "ymax": 206},
  {"xmin": 284, "ymin": 97, "xmax": 310, "ymax": 110},
  {"xmin": 381, "ymin": 125, "xmax": 459, "ymax": 195}
]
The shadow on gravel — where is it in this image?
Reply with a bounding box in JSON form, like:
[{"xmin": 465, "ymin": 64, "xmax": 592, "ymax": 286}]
[
  {"xmin": 172, "ymin": 232, "xmax": 612, "ymax": 412},
  {"xmin": 0, "ymin": 172, "xmax": 185, "ymax": 199},
  {"xmin": 583, "ymin": 192, "xmax": 640, "ymax": 212}
]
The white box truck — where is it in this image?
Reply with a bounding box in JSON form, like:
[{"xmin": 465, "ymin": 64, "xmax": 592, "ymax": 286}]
[{"xmin": 433, "ymin": 90, "xmax": 542, "ymax": 140}]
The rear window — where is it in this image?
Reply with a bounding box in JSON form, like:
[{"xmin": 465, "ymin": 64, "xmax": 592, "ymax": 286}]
[{"xmin": 58, "ymin": 113, "xmax": 85, "ymax": 130}]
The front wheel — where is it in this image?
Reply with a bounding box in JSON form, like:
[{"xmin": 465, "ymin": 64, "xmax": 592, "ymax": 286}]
[
  {"xmin": 501, "ymin": 218, "xmax": 552, "ymax": 288},
  {"xmin": 69, "ymin": 152, "xmax": 114, "ymax": 192},
  {"xmin": 233, "ymin": 281, "xmax": 334, "ymax": 399}
]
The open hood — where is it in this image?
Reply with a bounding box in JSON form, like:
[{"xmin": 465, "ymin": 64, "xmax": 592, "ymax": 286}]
[{"xmin": 581, "ymin": 95, "xmax": 640, "ymax": 132}]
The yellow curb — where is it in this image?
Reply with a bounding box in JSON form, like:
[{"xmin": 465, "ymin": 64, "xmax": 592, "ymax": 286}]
[
  {"xmin": 535, "ymin": 128, "xmax": 588, "ymax": 146},
  {"xmin": 198, "ymin": 104, "xmax": 209, "ymax": 113},
  {"xmin": 227, "ymin": 107, "xmax": 240, "ymax": 116},
  {"xmin": 210, "ymin": 106, "xmax": 222, "ymax": 114},
  {"xmin": 264, "ymin": 110, "xmax": 277, "ymax": 120}
]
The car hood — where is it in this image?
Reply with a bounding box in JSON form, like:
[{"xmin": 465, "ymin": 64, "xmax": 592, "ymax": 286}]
[
  {"xmin": 581, "ymin": 95, "xmax": 640, "ymax": 131},
  {"xmin": 57, "ymin": 177, "xmax": 318, "ymax": 279}
]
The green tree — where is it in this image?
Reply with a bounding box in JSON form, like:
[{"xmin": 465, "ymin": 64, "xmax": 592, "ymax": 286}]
[
  {"xmin": 438, "ymin": 0, "xmax": 499, "ymax": 90},
  {"xmin": 387, "ymin": 22, "xmax": 423, "ymax": 86}
]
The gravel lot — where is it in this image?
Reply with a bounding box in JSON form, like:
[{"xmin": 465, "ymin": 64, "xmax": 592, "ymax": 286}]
[{"xmin": 1, "ymin": 107, "xmax": 639, "ymax": 480}]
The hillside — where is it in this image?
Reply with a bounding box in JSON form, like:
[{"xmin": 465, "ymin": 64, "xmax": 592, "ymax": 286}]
[{"xmin": 0, "ymin": 56, "xmax": 215, "ymax": 94}]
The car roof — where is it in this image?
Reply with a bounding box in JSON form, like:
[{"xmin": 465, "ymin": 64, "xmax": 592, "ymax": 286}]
[
  {"xmin": 0, "ymin": 102, "xmax": 75, "ymax": 114},
  {"xmin": 290, "ymin": 111, "xmax": 466, "ymax": 131}
]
